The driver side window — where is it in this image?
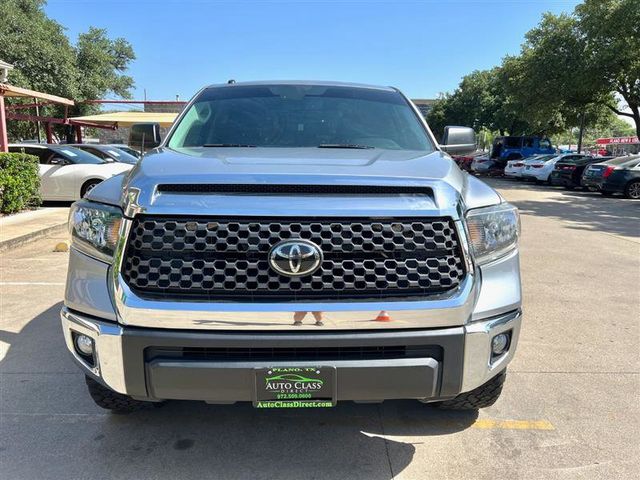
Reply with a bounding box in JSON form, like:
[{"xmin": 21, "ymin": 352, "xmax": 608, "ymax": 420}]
[{"xmin": 84, "ymin": 147, "xmax": 108, "ymax": 160}]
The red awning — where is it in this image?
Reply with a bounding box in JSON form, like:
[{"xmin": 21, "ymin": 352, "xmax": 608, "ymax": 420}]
[{"xmin": 596, "ymin": 136, "xmax": 639, "ymax": 145}]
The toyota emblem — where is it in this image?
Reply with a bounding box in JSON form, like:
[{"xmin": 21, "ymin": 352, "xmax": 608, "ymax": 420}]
[{"xmin": 268, "ymin": 240, "xmax": 323, "ymax": 277}]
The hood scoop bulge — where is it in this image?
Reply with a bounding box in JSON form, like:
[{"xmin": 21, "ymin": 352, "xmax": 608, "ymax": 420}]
[{"xmin": 156, "ymin": 184, "xmax": 434, "ymax": 196}]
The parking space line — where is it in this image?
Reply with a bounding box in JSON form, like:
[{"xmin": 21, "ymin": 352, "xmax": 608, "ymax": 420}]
[
  {"xmin": 473, "ymin": 419, "xmax": 555, "ymax": 430},
  {"xmin": 0, "ymin": 282, "xmax": 65, "ymax": 286}
]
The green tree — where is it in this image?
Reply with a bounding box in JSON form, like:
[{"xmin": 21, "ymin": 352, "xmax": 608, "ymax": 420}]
[
  {"xmin": 503, "ymin": 12, "xmax": 614, "ymax": 146},
  {"xmin": 0, "ymin": 0, "xmax": 135, "ymax": 140},
  {"xmin": 576, "ymin": 0, "xmax": 640, "ymax": 139},
  {"xmin": 427, "ymin": 67, "xmax": 531, "ymax": 139}
]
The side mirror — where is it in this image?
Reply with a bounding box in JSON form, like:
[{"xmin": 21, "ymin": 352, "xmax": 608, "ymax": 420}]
[
  {"xmin": 129, "ymin": 123, "xmax": 162, "ymax": 152},
  {"xmin": 440, "ymin": 126, "xmax": 477, "ymax": 156},
  {"xmin": 49, "ymin": 157, "xmax": 68, "ymax": 165}
]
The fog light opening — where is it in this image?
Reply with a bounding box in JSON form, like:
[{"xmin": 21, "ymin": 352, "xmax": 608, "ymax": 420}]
[
  {"xmin": 491, "ymin": 332, "xmax": 511, "ymax": 358},
  {"xmin": 72, "ymin": 332, "xmax": 95, "ymax": 367}
]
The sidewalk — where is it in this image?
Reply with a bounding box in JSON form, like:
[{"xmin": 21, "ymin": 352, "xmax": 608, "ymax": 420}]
[{"xmin": 0, "ymin": 208, "xmax": 69, "ymax": 252}]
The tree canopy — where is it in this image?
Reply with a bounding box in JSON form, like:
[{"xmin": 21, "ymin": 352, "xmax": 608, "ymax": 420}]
[
  {"xmin": 428, "ymin": 0, "xmax": 640, "ymax": 143},
  {"xmin": 0, "ymin": 0, "xmax": 136, "ymax": 140}
]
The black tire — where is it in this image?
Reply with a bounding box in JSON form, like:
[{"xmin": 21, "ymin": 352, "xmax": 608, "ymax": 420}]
[
  {"xmin": 81, "ymin": 179, "xmax": 102, "ymax": 198},
  {"xmin": 85, "ymin": 376, "xmax": 151, "ymax": 414},
  {"xmin": 624, "ymin": 180, "xmax": 640, "ymax": 200},
  {"xmin": 434, "ymin": 370, "xmax": 506, "ymax": 410}
]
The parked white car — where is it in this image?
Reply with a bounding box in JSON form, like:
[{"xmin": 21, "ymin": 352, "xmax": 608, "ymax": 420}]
[
  {"xmin": 504, "ymin": 154, "xmax": 556, "ymax": 179},
  {"xmin": 521, "ymin": 153, "xmax": 590, "ymax": 184},
  {"xmin": 470, "ymin": 154, "xmax": 495, "ymax": 173},
  {"xmin": 8, "ymin": 144, "xmax": 133, "ymax": 200}
]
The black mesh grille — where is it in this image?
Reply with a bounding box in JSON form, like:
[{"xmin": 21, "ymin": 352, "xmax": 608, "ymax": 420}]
[
  {"xmin": 157, "ymin": 184, "xmax": 433, "ymax": 195},
  {"xmin": 122, "ymin": 216, "xmax": 466, "ymax": 301},
  {"xmin": 145, "ymin": 345, "xmax": 443, "ymax": 362}
]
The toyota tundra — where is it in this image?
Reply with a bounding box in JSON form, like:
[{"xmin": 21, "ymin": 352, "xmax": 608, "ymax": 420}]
[{"xmin": 62, "ymin": 81, "xmax": 522, "ymax": 412}]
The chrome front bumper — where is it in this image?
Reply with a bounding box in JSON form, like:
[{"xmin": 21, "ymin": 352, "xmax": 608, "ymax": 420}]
[{"xmin": 61, "ymin": 307, "xmax": 521, "ymax": 400}]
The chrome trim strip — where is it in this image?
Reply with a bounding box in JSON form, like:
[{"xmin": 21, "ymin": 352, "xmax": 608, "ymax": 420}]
[{"xmin": 112, "ymin": 273, "xmax": 477, "ymax": 330}]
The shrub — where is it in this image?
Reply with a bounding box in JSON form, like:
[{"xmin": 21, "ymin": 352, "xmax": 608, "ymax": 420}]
[{"xmin": 0, "ymin": 152, "xmax": 41, "ymax": 214}]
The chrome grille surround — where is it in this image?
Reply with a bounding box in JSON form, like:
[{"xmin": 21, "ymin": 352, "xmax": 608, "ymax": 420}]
[{"xmin": 121, "ymin": 216, "xmax": 466, "ymax": 301}]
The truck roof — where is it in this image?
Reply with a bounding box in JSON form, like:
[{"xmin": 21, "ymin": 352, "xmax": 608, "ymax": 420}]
[{"xmin": 204, "ymin": 80, "xmax": 397, "ymax": 92}]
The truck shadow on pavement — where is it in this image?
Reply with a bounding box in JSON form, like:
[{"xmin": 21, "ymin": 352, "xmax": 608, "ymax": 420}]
[{"xmin": 1, "ymin": 303, "xmax": 478, "ymax": 480}]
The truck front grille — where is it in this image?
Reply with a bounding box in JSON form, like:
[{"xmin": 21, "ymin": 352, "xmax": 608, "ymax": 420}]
[{"xmin": 121, "ymin": 216, "xmax": 466, "ymax": 301}]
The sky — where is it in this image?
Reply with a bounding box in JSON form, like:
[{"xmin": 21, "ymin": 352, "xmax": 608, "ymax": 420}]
[{"xmin": 45, "ymin": 0, "xmax": 583, "ymax": 104}]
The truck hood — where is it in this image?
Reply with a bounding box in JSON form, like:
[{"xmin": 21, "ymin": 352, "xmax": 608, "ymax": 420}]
[
  {"xmin": 136, "ymin": 146, "xmax": 457, "ymax": 181},
  {"xmin": 88, "ymin": 147, "xmax": 501, "ymax": 217}
]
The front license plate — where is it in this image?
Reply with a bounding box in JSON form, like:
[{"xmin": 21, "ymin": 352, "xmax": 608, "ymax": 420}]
[{"xmin": 254, "ymin": 367, "xmax": 336, "ymax": 408}]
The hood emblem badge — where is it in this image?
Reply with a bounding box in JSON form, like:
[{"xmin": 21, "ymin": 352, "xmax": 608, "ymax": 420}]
[{"xmin": 269, "ymin": 240, "xmax": 323, "ymax": 277}]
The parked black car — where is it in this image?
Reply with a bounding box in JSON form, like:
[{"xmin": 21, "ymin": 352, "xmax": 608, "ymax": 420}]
[
  {"xmin": 549, "ymin": 156, "xmax": 604, "ymax": 190},
  {"xmin": 68, "ymin": 144, "xmax": 139, "ymax": 165},
  {"xmin": 599, "ymin": 155, "xmax": 640, "ymax": 199},
  {"xmin": 581, "ymin": 156, "xmax": 633, "ymax": 191}
]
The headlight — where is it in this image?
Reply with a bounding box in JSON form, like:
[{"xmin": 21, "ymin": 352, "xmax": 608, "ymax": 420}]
[
  {"xmin": 69, "ymin": 201, "xmax": 123, "ymax": 262},
  {"xmin": 466, "ymin": 203, "xmax": 520, "ymax": 265}
]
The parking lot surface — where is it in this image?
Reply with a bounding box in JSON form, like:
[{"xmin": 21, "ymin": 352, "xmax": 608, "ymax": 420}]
[{"xmin": 1, "ymin": 180, "xmax": 638, "ymax": 480}]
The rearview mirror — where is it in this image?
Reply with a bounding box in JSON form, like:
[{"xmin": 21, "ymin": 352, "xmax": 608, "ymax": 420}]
[
  {"xmin": 49, "ymin": 157, "xmax": 68, "ymax": 166},
  {"xmin": 129, "ymin": 123, "xmax": 162, "ymax": 152},
  {"xmin": 440, "ymin": 126, "xmax": 477, "ymax": 156}
]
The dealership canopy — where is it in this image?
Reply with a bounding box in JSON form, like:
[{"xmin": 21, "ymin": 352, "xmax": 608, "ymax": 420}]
[
  {"xmin": 69, "ymin": 111, "xmax": 178, "ymax": 128},
  {"xmin": 0, "ymin": 82, "xmax": 75, "ymax": 152}
]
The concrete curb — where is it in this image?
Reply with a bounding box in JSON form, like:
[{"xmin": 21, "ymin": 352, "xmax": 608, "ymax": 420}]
[{"xmin": 0, "ymin": 222, "xmax": 67, "ymax": 253}]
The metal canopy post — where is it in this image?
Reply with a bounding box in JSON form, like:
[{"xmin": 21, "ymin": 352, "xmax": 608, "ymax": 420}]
[{"xmin": 0, "ymin": 94, "xmax": 8, "ymax": 152}]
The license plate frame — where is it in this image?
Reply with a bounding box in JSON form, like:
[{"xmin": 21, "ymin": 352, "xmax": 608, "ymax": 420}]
[{"xmin": 253, "ymin": 366, "xmax": 337, "ymax": 409}]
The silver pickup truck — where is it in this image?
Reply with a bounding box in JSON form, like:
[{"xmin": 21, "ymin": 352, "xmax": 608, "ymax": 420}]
[{"xmin": 62, "ymin": 81, "xmax": 521, "ymax": 412}]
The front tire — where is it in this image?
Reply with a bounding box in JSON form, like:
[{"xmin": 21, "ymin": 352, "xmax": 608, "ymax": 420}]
[
  {"xmin": 434, "ymin": 370, "xmax": 506, "ymax": 410},
  {"xmin": 81, "ymin": 179, "xmax": 102, "ymax": 198},
  {"xmin": 85, "ymin": 376, "xmax": 152, "ymax": 414}
]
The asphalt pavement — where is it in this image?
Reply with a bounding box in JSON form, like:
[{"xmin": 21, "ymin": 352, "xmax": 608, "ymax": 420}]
[{"xmin": 0, "ymin": 179, "xmax": 638, "ymax": 480}]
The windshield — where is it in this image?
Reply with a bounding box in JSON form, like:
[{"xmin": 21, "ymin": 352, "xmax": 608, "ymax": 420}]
[
  {"xmin": 530, "ymin": 154, "xmax": 555, "ymax": 162},
  {"xmin": 53, "ymin": 147, "xmax": 105, "ymax": 164},
  {"xmin": 503, "ymin": 137, "xmax": 522, "ymax": 148},
  {"xmin": 167, "ymin": 85, "xmax": 434, "ymax": 151},
  {"xmin": 101, "ymin": 147, "xmax": 138, "ymax": 164}
]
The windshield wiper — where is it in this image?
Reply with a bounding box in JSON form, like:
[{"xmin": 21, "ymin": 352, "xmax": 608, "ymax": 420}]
[
  {"xmin": 202, "ymin": 143, "xmax": 257, "ymax": 147},
  {"xmin": 317, "ymin": 144, "xmax": 375, "ymax": 149}
]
